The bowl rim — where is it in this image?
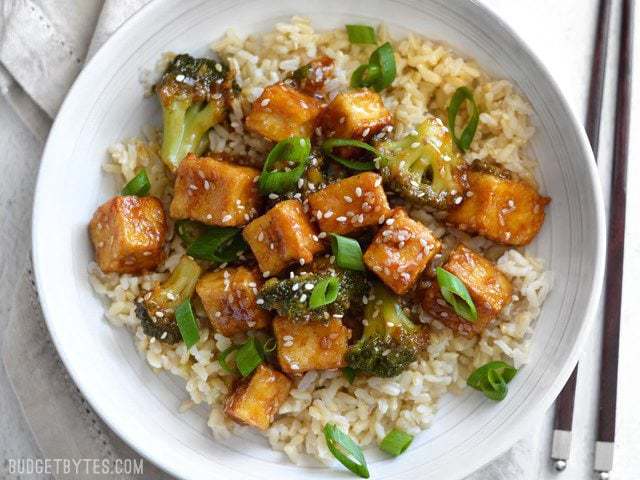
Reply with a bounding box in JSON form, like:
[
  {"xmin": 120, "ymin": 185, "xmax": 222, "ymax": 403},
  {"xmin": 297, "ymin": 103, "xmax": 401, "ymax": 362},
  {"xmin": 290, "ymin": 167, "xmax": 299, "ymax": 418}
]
[{"xmin": 32, "ymin": 0, "xmax": 606, "ymax": 478}]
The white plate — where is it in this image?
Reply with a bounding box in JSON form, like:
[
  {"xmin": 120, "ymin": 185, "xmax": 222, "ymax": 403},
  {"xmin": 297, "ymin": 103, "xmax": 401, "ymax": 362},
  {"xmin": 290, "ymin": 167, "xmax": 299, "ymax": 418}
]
[{"xmin": 32, "ymin": 0, "xmax": 606, "ymax": 478}]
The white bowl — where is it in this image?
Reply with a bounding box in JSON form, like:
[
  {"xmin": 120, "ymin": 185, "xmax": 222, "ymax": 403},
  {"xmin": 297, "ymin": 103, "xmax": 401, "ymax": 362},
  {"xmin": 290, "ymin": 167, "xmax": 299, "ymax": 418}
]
[{"xmin": 32, "ymin": 0, "xmax": 605, "ymax": 478}]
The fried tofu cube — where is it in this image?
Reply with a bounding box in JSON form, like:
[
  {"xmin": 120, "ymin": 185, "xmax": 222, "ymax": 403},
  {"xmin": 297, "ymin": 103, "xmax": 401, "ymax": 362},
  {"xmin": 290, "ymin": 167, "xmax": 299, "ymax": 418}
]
[
  {"xmin": 273, "ymin": 316, "xmax": 351, "ymax": 374},
  {"xmin": 243, "ymin": 200, "xmax": 323, "ymax": 275},
  {"xmin": 320, "ymin": 90, "xmax": 392, "ymax": 141},
  {"xmin": 420, "ymin": 244, "xmax": 512, "ymax": 335},
  {"xmin": 364, "ymin": 209, "xmax": 441, "ymax": 294},
  {"xmin": 196, "ymin": 267, "xmax": 271, "ymax": 336},
  {"xmin": 245, "ymin": 83, "xmax": 323, "ymax": 141},
  {"xmin": 89, "ymin": 195, "xmax": 167, "ymax": 274},
  {"xmin": 169, "ymin": 153, "xmax": 261, "ymax": 227},
  {"xmin": 447, "ymin": 170, "xmax": 550, "ymax": 246},
  {"xmin": 295, "ymin": 56, "xmax": 334, "ymax": 96},
  {"xmin": 224, "ymin": 364, "xmax": 291, "ymax": 430},
  {"xmin": 307, "ymin": 172, "xmax": 391, "ymax": 235}
]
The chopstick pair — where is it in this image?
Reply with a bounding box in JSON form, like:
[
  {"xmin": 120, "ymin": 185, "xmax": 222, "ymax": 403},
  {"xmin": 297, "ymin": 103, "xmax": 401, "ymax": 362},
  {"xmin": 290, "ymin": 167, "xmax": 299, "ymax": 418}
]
[{"xmin": 551, "ymin": 0, "xmax": 634, "ymax": 477}]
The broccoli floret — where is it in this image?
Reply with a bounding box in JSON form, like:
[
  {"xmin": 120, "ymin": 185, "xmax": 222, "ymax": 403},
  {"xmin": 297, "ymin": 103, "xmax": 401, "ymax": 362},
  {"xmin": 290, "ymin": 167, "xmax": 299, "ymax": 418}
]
[
  {"xmin": 347, "ymin": 283, "xmax": 427, "ymax": 377},
  {"xmin": 377, "ymin": 115, "xmax": 468, "ymax": 210},
  {"xmin": 258, "ymin": 268, "xmax": 368, "ymax": 322},
  {"xmin": 136, "ymin": 255, "xmax": 202, "ymax": 343},
  {"xmin": 155, "ymin": 54, "xmax": 231, "ymax": 171}
]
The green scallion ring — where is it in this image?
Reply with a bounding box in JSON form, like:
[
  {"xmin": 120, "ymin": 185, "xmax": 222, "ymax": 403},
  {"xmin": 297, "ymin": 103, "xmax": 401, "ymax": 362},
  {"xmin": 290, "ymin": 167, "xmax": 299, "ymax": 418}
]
[
  {"xmin": 175, "ymin": 299, "xmax": 200, "ymax": 349},
  {"xmin": 350, "ymin": 42, "xmax": 396, "ymax": 92},
  {"xmin": 467, "ymin": 361, "xmax": 517, "ymax": 401},
  {"xmin": 346, "ymin": 24, "xmax": 377, "ymax": 44},
  {"xmin": 447, "ymin": 86, "xmax": 480, "ymax": 152},
  {"xmin": 435, "ymin": 267, "xmax": 478, "ymax": 322},
  {"xmin": 235, "ymin": 337, "xmax": 264, "ymax": 377},
  {"xmin": 309, "ymin": 277, "xmax": 341, "ymax": 309},
  {"xmin": 379, "ymin": 429, "xmax": 413, "ymax": 456},
  {"xmin": 323, "ymin": 423, "xmax": 370, "ymax": 478},
  {"xmin": 121, "ymin": 168, "xmax": 151, "ymax": 196},
  {"xmin": 321, "ymin": 138, "xmax": 383, "ymax": 171},
  {"xmin": 330, "ymin": 234, "xmax": 365, "ymax": 271},
  {"xmin": 258, "ymin": 137, "xmax": 311, "ymax": 194},
  {"xmin": 218, "ymin": 344, "xmax": 240, "ymax": 374}
]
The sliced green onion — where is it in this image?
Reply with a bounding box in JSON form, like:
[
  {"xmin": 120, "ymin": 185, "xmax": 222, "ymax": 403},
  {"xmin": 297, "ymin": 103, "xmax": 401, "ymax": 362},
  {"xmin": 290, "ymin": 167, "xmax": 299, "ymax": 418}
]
[
  {"xmin": 379, "ymin": 429, "xmax": 413, "ymax": 456},
  {"xmin": 262, "ymin": 336, "xmax": 277, "ymax": 353},
  {"xmin": 121, "ymin": 168, "xmax": 151, "ymax": 196},
  {"xmin": 186, "ymin": 227, "xmax": 241, "ymax": 263},
  {"xmin": 175, "ymin": 220, "xmax": 207, "ymax": 247},
  {"xmin": 258, "ymin": 137, "xmax": 311, "ymax": 194},
  {"xmin": 346, "ymin": 24, "xmax": 377, "ymax": 44},
  {"xmin": 235, "ymin": 337, "xmax": 264, "ymax": 377},
  {"xmin": 323, "ymin": 423, "xmax": 369, "ymax": 478},
  {"xmin": 321, "ymin": 138, "xmax": 383, "ymax": 171},
  {"xmin": 343, "ymin": 367, "xmax": 357, "ymax": 384},
  {"xmin": 330, "ymin": 234, "xmax": 365, "ymax": 271},
  {"xmin": 447, "ymin": 86, "xmax": 479, "ymax": 152},
  {"xmin": 467, "ymin": 361, "xmax": 517, "ymax": 401},
  {"xmin": 309, "ymin": 277, "xmax": 340, "ymax": 309},
  {"xmin": 212, "ymin": 233, "xmax": 247, "ymax": 263},
  {"xmin": 435, "ymin": 267, "xmax": 477, "ymax": 322},
  {"xmin": 218, "ymin": 344, "xmax": 240, "ymax": 373},
  {"xmin": 292, "ymin": 63, "xmax": 311, "ymax": 82},
  {"xmin": 175, "ymin": 299, "xmax": 200, "ymax": 349},
  {"xmin": 350, "ymin": 42, "xmax": 396, "ymax": 92}
]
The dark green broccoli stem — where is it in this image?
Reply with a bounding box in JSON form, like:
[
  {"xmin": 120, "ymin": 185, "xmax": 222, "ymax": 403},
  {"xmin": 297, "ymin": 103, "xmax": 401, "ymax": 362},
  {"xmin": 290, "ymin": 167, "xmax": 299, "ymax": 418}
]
[
  {"xmin": 377, "ymin": 116, "xmax": 468, "ymax": 210},
  {"xmin": 136, "ymin": 255, "xmax": 202, "ymax": 343},
  {"xmin": 156, "ymin": 54, "xmax": 230, "ymax": 171},
  {"xmin": 346, "ymin": 283, "xmax": 427, "ymax": 377},
  {"xmin": 258, "ymin": 269, "xmax": 368, "ymax": 322}
]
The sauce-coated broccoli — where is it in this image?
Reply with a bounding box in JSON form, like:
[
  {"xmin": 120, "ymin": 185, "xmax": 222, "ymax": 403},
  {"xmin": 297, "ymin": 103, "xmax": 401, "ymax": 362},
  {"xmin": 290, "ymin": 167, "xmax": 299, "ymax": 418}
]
[
  {"xmin": 258, "ymin": 268, "xmax": 368, "ymax": 322},
  {"xmin": 377, "ymin": 116, "xmax": 468, "ymax": 210},
  {"xmin": 155, "ymin": 54, "xmax": 231, "ymax": 171},
  {"xmin": 346, "ymin": 283, "xmax": 428, "ymax": 377},
  {"xmin": 136, "ymin": 255, "xmax": 202, "ymax": 343}
]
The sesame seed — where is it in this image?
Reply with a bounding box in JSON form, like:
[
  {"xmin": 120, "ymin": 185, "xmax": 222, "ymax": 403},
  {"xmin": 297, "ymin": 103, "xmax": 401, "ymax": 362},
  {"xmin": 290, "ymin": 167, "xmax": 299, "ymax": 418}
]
[
  {"xmin": 411, "ymin": 142, "xmax": 421, "ymax": 149},
  {"xmin": 206, "ymin": 213, "xmax": 213, "ymax": 220},
  {"xmin": 160, "ymin": 332, "xmax": 168, "ymax": 340},
  {"xmin": 318, "ymin": 232, "xmax": 327, "ymax": 239},
  {"xmin": 299, "ymin": 138, "xmax": 306, "ymax": 147},
  {"xmin": 454, "ymin": 196, "xmax": 463, "ymax": 205},
  {"xmin": 298, "ymin": 178, "xmax": 305, "ymax": 189},
  {"xmin": 155, "ymin": 311, "xmax": 164, "ymax": 318},
  {"xmin": 336, "ymin": 216, "xmax": 347, "ymax": 223},
  {"xmin": 215, "ymin": 63, "xmax": 223, "ymax": 72},
  {"xmin": 290, "ymin": 363, "xmax": 300, "ymax": 370},
  {"xmin": 305, "ymin": 283, "xmax": 314, "ymax": 290},
  {"xmin": 263, "ymin": 271, "xmax": 271, "ymax": 278},
  {"xmin": 339, "ymin": 116, "xmax": 345, "ymax": 124},
  {"xmin": 222, "ymin": 214, "xmax": 232, "ymax": 223},
  {"xmin": 323, "ymin": 210, "xmax": 334, "ymax": 218},
  {"xmin": 299, "ymin": 258, "xmax": 306, "ymax": 266},
  {"xmin": 260, "ymin": 98, "xmax": 271, "ymax": 107},
  {"xmin": 256, "ymin": 298, "xmax": 265, "ymax": 305},
  {"xmin": 362, "ymin": 127, "xmax": 371, "ymax": 137},
  {"xmin": 292, "ymin": 283, "xmax": 300, "ymax": 291},
  {"xmin": 355, "ymin": 187, "xmax": 363, "ymax": 197},
  {"xmin": 344, "ymin": 195, "xmax": 353, "ymax": 203},
  {"xmin": 385, "ymin": 218, "xmax": 395, "ymax": 225},
  {"xmin": 362, "ymin": 296, "xmax": 368, "ymax": 304},
  {"xmin": 204, "ymin": 180, "xmax": 210, "ymax": 190},
  {"xmin": 268, "ymin": 193, "xmax": 279, "ymax": 200},
  {"xmin": 316, "ymin": 210, "xmax": 323, "ymax": 220},
  {"xmin": 175, "ymin": 74, "xmax": 185, "ymax": 82},
  {"xmin": 257, "ymin": 232, "xmax": 265, "ymax": 242},
  {"xmin": 299, "ymin": 294, "xmax": 307, "ymax": 302}
]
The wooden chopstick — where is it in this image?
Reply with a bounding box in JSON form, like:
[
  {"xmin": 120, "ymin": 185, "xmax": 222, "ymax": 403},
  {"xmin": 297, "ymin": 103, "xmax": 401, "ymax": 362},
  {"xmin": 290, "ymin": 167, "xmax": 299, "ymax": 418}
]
[
  {"xmin": 594, "ymin": 0, "xmax": 634, "ymax": 478},
  {"xmin": 550, "ymin": 0, "xmax": 612, "ymax": 470}
]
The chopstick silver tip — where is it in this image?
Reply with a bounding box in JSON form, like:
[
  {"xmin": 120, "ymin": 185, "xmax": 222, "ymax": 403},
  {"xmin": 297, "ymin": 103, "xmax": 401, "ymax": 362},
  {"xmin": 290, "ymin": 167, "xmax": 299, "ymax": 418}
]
[
  {"xmin": 594, "ymin": 441, "xmax": 614, "ymax": 476},
  {"xmin": 551, "ymin": 429, "xmax": 572, "ymax": 468}
]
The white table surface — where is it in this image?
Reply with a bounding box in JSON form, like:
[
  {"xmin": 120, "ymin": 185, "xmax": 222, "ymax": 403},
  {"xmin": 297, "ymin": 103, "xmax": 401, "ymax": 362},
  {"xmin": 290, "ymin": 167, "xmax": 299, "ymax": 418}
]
[{"xmin": 0, "ymin": 0, "xmax": 638, "ymax": 478}]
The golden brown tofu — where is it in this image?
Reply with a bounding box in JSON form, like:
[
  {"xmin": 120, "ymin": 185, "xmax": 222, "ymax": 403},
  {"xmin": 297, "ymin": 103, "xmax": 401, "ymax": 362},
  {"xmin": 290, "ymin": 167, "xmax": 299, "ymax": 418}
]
[
  {"xmin": 420, "ymin": 244, "xmax": 512, "ymax": 335},
  {"xmin": 89, "ymin": 195, "xmax": 167, "ymax": 274},
  {"xmin": 273, "ymin": 316, "xmax": 351, "ymax": 374},
  {"xmin": 243, "ymin": 200, "xmax": 323, "ymax": 275},
  {"xmin": 169, "ymin": 153, "xmax": 262, "ymax": 227},
  {"xmin": 245, "ymin": 83, "xmax": 323, "ymax": 141},
  {"xmin": 446, "ymin": 170, "xmax": 550, "ymax": 246},
  {"xmin": 224, "ymin": 364, "xmax": 291, "ymax": 430},
  {"xmin": 307, "ymin": 172, "xmax": 391, "ymax": 235},
  {"xmin": 364, "ymin": 209, "xmax": 441, "ymax": 294},
  {"xmin": 320, "ymin": 90, "xmax": 392, "ymax": 141},
  {"xmin": 196, "ymin": 267, "xmax": 271, "ymax": 336}
]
